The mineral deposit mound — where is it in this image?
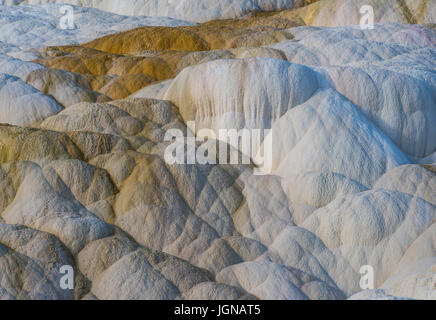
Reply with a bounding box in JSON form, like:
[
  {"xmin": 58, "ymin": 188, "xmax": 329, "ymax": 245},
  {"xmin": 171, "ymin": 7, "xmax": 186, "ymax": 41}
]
[{"xmin": 0, "ymin": 0, "xmax": 435, "ymax": 300}]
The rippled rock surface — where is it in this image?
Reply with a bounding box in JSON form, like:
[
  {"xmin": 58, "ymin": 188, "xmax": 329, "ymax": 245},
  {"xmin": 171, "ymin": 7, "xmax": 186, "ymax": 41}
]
[{"xmin": 0, "ymin": 0, "xmax": 435, "ymax": 300}]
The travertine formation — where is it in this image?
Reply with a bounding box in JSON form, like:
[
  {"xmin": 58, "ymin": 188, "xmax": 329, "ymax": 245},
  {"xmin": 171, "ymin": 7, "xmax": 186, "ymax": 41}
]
[
  {"xmin": 297, "ymin": 0, "xmax": 436, "ymax": 26},
  {"xmin": 11, "ymin": 0, "xmax": 316, "ymax": 22},
  {"xmin": 0, "ymin": 1, "xmax": 435, "ymax": 300}
]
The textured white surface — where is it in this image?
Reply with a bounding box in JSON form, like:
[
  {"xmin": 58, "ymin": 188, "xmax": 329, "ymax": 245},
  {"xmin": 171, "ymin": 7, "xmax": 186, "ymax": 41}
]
[
  {"xmin": 0, "ymin": 2, "xmax": 435, "ymax": 301},
  {"xmin": 0, "ymin": 4, "xmax": 194, "ymax": 49},
  {"xmin": 0, "ymin": 73, "xmax": 62, "ymax": 125},
  {"xmin": 10, "ymin": 0, "xmax": 296, "ymax": 22}
]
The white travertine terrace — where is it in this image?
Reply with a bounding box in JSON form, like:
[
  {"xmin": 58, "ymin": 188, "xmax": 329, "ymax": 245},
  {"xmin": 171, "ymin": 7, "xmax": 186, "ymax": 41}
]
[{"xmin": 0, "ymin": 0, "xmax": 434, "ymax": 300}]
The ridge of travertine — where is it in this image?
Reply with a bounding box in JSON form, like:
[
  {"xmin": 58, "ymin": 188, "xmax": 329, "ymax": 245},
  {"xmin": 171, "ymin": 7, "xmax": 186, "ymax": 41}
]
[{"xmin": 0, "ymin": 1, "xmax": 435, "ymax": 300}]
